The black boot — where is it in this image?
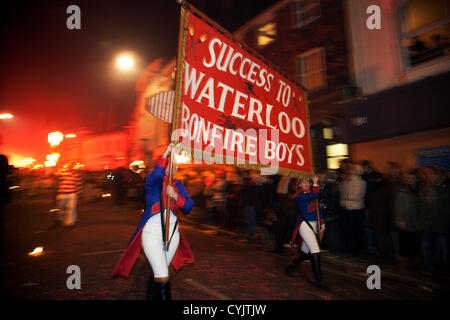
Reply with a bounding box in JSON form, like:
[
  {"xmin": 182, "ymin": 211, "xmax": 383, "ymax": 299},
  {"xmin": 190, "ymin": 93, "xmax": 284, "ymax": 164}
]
[
  {"xmin": 285, "ymin": 251, "xmax": 310, "ymax": 276},
  {"xmin": 310, "ymin": 253, "xmax": 329, "ymax": 289},
  {"xmin": 154, "ymin": 281, "xmax": 171, "ymax": 300},
  {"xmin": 146, "ymin": 278, "xmax": 156, "ymax": 300}
]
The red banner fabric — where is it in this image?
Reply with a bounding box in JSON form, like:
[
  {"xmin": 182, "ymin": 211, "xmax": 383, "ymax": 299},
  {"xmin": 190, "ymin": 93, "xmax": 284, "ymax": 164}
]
[{"xmin": 175, "ymin": 11, "xmax": 312, "ymax": 176}]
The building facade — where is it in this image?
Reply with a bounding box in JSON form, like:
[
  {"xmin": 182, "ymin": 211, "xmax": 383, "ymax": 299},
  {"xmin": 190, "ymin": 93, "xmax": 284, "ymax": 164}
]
[
  {"xmin": 59, "ymin": 128, "xmax": 129, "ymax": 171},
  {"xmin": 234, "ymin": 0, "xmax": 450, "ymax": 172},
  {"xmin": 341, "ymin": 0, "xmax": 450, "ymax": 171},
  {"xmin": 128, "ymin": 58, "xmax": 175, "ymax": 170},
  {"xmin": 234, "ymin": 0, "xmax": 355, "ymax": 172}
]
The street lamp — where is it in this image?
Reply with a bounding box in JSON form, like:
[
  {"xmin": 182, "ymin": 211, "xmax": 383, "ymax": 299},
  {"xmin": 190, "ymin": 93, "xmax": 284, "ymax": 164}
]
[
  {"xmin": 0, "ymin": 113, "xmax": 13, "ymax": 119},
  {"xmin": 116, "ymin": 54, "xmax": 135, "ymax": 70}
]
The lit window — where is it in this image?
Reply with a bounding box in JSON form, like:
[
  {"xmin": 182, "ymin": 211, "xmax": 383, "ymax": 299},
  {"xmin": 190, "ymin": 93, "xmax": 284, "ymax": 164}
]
[
  {"xmin": 292, "ymin": 0, "xmax": 321, "ymax": 28},
  {"xmin": 401, "ymin": 0, "xmax": 450, "ymax": 66},
  {"xmin": 296, "ymin": 47, "xmax": 327, "ymax": 91},
  {"xmin": 257, "ymin": 22, "xmax": 277, "ymax": 47},
  {"xmin": 326, "ymin": 143, "xmax": 348, "ymax": 170},
  {"xmin": 327, "ymin": 157, "xmax": 348, "ymax": 170},
  {"xmin": 326, "ymin": 144, "xmax": 348, "ymax": 157},
  {"xmin": 323, "ymin": 128, "xmax": 333, "ymax": 139}
]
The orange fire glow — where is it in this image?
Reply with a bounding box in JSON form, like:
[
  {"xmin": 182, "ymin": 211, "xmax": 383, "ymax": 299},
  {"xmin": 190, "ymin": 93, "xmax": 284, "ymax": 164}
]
[
  {"xmin": 44, "ymin": 160, "xmax": 57, "ymax": 167},
  {"xmin": 11, "ymin": 157, "xmax": 36, "ymax": 168},
  {"xmin": 46, "ymin": 153, "xmax": 60, "ymax": 162},
  {"xmin": 0, "ymin": 113, "xmax": 13, "ymax": 119},
  {"xmin": 48, "ymin": 131, "xmax": 64, "ymax": 147},
  {"xmin": 28, "ymin": 247, "xmax": 44, "ymax": 257}
]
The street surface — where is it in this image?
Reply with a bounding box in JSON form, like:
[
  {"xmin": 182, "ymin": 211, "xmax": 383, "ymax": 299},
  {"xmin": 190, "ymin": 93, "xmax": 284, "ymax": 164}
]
[{"xmin": 0, "ymin": 191, "xmax": 446, "ymax": 300}]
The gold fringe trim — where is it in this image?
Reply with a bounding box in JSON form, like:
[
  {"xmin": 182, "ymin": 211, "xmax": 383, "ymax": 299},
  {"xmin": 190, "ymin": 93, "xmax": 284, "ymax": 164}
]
[{"xmin": 180, "ymin": 146, "xmax": 314, "ymax": 179}]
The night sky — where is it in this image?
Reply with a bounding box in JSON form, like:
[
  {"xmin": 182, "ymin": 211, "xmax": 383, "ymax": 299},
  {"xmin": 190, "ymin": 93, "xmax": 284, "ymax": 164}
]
[{"xmin": 0, "ymin": 0, "xmax": 277, "ymax": 164}]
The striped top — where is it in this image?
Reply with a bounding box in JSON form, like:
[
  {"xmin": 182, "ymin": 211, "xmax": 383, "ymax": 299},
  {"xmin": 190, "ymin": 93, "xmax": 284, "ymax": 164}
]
[
  {"xmin": 57, "ymin": 168, "xmax": 82, "ymax": 195},
  {"xmin": 147, "ymin": 90, "xmax": 174, "ymax": 123}
]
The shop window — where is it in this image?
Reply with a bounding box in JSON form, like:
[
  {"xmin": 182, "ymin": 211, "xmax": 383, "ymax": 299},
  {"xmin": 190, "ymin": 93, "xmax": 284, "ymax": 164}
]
[
  {"xmin": 292, "ymin": 0, "xmax": 321, "ymax": 28},
  {"xmin": 401, "ymin": 0, "xmax": 450, "ymax": 66},
  {"xmin": 326, "ymin": 143, "xmax": 348, "ymax": 170},
  {"xmin": 257, "ymin": 21, "xmax": 277, "ymax": 47},
  {"xmin": 296, "ymin": 47, "xmax": 327, "ymax": 91},
  {"xmin": 323, "ymin": 127, "xmax": 333, "ymax": 139}
]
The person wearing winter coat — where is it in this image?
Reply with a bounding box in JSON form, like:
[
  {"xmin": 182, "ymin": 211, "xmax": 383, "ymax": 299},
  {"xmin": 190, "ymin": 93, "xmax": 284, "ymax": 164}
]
[
  {"xmin": 393, "ymin": 169, "xmax": 420, "ymax": 270},
  {"xmin": 417, "ymin": 166, "xmax": 449, "ymax": 277},
  {"xmin": 339, "ymin": 164, "xmax": 368, "ymax": 257}
]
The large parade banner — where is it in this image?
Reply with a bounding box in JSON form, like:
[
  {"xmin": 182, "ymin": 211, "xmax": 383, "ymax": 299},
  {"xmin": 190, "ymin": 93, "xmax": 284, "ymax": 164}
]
[{"xmin": 171, "ymin": 4, "xmax": 313, "ymax": 177}]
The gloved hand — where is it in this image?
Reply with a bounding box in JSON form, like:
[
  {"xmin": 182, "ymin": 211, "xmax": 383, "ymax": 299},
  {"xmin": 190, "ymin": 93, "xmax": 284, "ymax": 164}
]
[
  {"xmin": 166, "ymin": 185, "xmax": 178, "ymax": 201},
  {"xmin": 163, "ymin": 142, "xmax": 176, "ymax": 159}
]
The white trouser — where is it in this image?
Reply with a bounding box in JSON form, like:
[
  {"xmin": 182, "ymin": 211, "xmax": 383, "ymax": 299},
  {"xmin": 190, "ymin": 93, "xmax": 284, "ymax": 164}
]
[
  {"xmin": 299, "ymin": 221, "xmax": 320, "ymax": 254},
  {"xmin": 142, "ymin": 210, "xmax": 180, "ymax": 279},
  {"xmin": 56, "ymin": 193, "xmax": 78, "ymax": 226}
]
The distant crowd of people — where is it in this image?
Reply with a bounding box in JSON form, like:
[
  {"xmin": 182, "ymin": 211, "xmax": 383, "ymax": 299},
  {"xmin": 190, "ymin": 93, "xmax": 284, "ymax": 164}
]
[
  {"xmin": 180, "ymin": 159, "xmax": 449, "ymax": 279},
  {"xmin": 2, "ymin": 153, "xmax": 448, "ymax": 279}
]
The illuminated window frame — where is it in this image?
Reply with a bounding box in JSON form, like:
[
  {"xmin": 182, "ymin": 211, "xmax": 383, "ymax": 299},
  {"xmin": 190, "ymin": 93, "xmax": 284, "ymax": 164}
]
[
  {"xmin": 296, "ymin": 47, "xmax": 327, "ymax": 92},
  {"xmin": 400, "ymin": 0, "xmax": 450, "ymax": 67},
  {"xmin": 323, "ymin": 127, "xmax": 333, "ymax": 140},
  {"xmin": 292, "ymin": 0, "xmax": 321, "ymax": 29},
  {"xmin": 326, "ymin": 143, "xmax": 348, "ymax": 170},
  {"xmin": 257, "ymin": 21, "xmax": 277, "ymax": 47}
]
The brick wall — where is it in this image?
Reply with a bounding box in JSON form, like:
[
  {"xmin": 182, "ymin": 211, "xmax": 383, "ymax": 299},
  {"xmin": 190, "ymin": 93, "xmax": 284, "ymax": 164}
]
[{"xmin": 242, "ymin": 0, "xmax": 351, "ymax": 94}]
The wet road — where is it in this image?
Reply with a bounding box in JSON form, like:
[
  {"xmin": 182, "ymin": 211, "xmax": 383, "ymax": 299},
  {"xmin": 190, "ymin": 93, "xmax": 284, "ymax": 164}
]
[{"xmin": 0, "ymin": 193, "xmax": 438, "ymax": 300}]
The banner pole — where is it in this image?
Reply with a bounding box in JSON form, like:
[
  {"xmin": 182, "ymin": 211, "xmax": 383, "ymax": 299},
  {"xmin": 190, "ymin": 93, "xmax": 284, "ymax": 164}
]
[
  {"xmin": 164, "ymin": 4, "xmax": 189, "ymax": 251},
  {"xmin": 303, "ymin": 89, "xmax": 321, "ymax": 243}
]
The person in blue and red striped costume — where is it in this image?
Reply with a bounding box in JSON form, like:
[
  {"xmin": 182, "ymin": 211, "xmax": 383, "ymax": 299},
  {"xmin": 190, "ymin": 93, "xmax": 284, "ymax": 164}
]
[
  {"xmin": 111, "ymin": 143, "xmax": 194, "ymax": 300},
  {"xmin": 285, "ymin": 175, "xmax": 328, "ymax": 289},
  {"xmin": 55, "ymin": 160, "xmax": 82, "ymax": 228}
]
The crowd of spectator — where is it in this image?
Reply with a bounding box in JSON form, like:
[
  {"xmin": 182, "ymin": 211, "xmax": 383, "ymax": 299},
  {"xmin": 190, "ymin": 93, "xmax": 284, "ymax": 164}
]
[
  {"xmin": 180, "ymin": 160, "xmax": 449, "ymax": 279},
  {"xmin": 3, "ymin": 154, "xmax": 448, "ymax": 279}
]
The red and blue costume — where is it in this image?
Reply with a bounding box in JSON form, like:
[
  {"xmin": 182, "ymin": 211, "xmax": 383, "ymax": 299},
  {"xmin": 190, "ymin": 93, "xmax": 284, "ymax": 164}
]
[
  {"xmin": 286, "ymin": 185, "xmax": 329, "ymax": 288},
  {"xmin": 291, "ymin": 186, "xmax": 325, "ymax": 248},
  {"xmin": 111, "ymin": 156, "xmax": 194, "ymax": 277}
]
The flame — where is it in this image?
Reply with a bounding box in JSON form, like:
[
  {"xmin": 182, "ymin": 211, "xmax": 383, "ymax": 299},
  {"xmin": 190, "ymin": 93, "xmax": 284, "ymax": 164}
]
[
  {"xmin": 129, "ymin": 160, "xmax": 144, "ymax": 168},
  {"xmin": 102, "ymin": 193, "xmax": 112, "ymax": 198},
  {"xmin": 200, "ymin": 34, "xmax": 208, "ymax": 42},
  {"xmin": 73, "ymin": 163, "xmax": 84, "ymax": 169},
  {"xmin": 45, "ymin": 160, "xmax": 57, "ymax": 167},
  {"xmin": 174, "ymin": 150, "xmax": 190, "ymax": 164},
  {"xmin": 29, "ymin": 247, "xmax": 44, "ymax": 256},
  {"xmin": 46, "ymin": 153, "xmax": 60, "ymax": 162},
  {"xmin": 48, "ymin": 131, "xmax": 64, "ymax": 147},
  {"xmin": 188, "ymin": 25, "xmax": 194, "ymax": 36},
  {"xmin": 11, "ymin": 157, "xmax": 36, "ymax": 168}
]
